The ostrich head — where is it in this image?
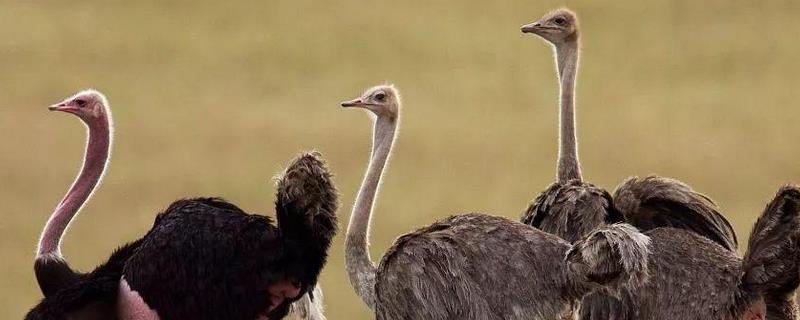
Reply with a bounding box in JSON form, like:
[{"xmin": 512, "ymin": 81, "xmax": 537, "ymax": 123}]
[
  {"xmin": 49, "ymin": 90, "xmax": 110, "ymax": 125},
  {"xmin": 521, "ymin": 8, "xmax": 579, "ymax": 45},
  {"xmin": 340, "ymin": 85, "xmax": 400, "ymax": 119}
]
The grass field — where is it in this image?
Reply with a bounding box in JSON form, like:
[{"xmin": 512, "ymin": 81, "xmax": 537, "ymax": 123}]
[{"xmin": 1, "ymin": 0, "xmax": 799, "ymax": 318}]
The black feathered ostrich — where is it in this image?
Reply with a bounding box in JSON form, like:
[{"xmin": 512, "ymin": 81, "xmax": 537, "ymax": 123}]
[
  {"xmin": 519, "ymin": 8, "xmax": 737, "ymax": 250},
  {"xmin": 342, "ymin": 85, "xmax": 652, "ymax": 319},
  {"xmin": 26, "ymin": 90, "xmax": 338, "ymax": 320}
]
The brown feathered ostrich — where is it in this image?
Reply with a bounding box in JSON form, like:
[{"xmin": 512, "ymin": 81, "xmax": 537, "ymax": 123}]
[
  {"xmin": 26, "ymin": 90, "xmax": 338, "ymax": 320},
  {"xmin": 519, "ymin": 8, "xmax": 737, "ymax": 251},
  {"xmin": 342, "ymin": 85, "xmax": 652, "ymax": 319}
]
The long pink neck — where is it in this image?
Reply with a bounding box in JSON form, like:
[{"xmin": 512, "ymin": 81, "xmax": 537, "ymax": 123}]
[{"xmin": 37, "ymin": 118, "xmax": 111, "ymax": 258}]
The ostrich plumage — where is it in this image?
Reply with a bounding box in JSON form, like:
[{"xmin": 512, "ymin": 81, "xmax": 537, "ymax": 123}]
[
  {"xmin": 26, "ymin": 90, "xmax": 338, "ymax": 320},
  {"xmin": 523, "ymin": 176, "xmax": 737, "ymax": 250},
  {"xmin": 376, "ymin": 215, "xmax": 650, "ymax": 320},
  {"xmin": 522, "ymin": 180, "xmax": 622, "ymax": 244},
  {"xmin": 599, "ymin": 186, "xmax": 800, "ymax": 319},
  {"xmin": 342, "ymin": 85, "xmax": 651, "ymax": 319},
  {"xmin": 612, "ymin": 176, "xmax": 737, "ymax": 251}
]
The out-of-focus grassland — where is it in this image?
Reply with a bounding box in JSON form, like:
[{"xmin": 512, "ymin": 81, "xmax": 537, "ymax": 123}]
[{"xmin": 1, "ymin": 0, "xmax": 799, "ymax": 318}]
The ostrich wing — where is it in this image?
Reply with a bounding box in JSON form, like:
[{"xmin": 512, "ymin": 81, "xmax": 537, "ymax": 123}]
[
  {"xmin": 522, "ymin": 180, "xmax": 623, "ymax": 243},
  {"xmin": 613, "ymin": 176, "xmax": 738, "ymax": 252}
]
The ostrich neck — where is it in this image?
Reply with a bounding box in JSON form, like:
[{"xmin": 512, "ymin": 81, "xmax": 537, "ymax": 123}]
[
  {"xmin": 345, "ymin": 114, "xmax": 397, "ymax": 308},
  {"xmin": 555, "ymin": 36, "xmax": 582, "ymax": 183},
  {"xmin": 38, "ymin": 119, "xmax": 111, "ymax": 258}
]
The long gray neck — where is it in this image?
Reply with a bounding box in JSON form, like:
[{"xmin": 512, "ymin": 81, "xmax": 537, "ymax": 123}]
[
  {"xmin": 37, "ymin": 119, "xmax": 111, "ymax": 258},
  {"xmin": 555, "ymin": 35, "xmax": 582, "ymax": 183},
  {"xmin": 345, "ymin": 114, "xmax": 397, "ymax": 309}
]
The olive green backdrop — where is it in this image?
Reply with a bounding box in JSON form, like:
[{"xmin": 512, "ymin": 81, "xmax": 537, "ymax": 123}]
[{"xmin": 2, "ymin": 0, "xmax": 799, "ymax": 318}]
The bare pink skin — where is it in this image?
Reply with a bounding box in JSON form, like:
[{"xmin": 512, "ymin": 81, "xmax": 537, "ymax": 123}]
[
  {"xmin": 118, "ymin": 278, "xmax": 159, "ymax": 320},
  {"xmin": 263, "ymin": 280, "xmax": 302, "ymax": 315}
]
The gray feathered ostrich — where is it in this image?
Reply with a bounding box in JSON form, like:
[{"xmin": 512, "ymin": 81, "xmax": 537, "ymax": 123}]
[
  {"xmin": 612, "ymin": 186, "xmax": 800, "ymax": 320},
  {"xmin": 26, "ymin": 90, "xmax": 338, "ymax": 320},
  {"xmin": 519, "ymin": 8, "xmax": 737, "ymax": 252},
  {"xmin": 342, "ymin": 85, "xmax": 652, "ymax": 319}
]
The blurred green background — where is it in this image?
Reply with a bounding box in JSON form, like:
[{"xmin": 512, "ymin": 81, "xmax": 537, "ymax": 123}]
[{"xmin": 2, "ymin": 0, "xmax": 799, "ymax": 318}]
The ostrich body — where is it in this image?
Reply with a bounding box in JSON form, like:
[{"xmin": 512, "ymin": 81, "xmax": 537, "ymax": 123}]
[
  {"xmin": 519, "ymin": 9, "xmax": 737, "ymax": 251},
  {"xmin": 26, "ymin": 90, "xmax": 338, "ymax": 320},
  {"xmin": 342, "ymin": 85, "xmax": 651, "ymax": 319},
  {"xmin": 609, "ymin": 186, "xmax": 800, "ymax": 320}
]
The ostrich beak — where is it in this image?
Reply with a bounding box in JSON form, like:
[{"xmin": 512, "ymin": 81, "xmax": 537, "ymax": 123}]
[
  {"xmin": 340, "ymin": 98, "xmax": 364, "ymax": 107},
  {"xmin": 48, "ymin": 102, "xmax": 77, "ymax": 113},
  {"xmin": 521, "ymin": 22, "xmax": 541, "ymax": 33}
]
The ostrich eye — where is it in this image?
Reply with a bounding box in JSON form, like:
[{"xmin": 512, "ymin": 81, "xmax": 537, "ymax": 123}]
[
  {"xmin": 74, "ymin": 99, "xmax": 87, "ymax": 107},
  {"xmin": 374, "ymin": 92, "xmax": 386, "ymax": 102},
  {"xmin": 554, "ymin": 17, "xmax": 566, "ymax": 25}
]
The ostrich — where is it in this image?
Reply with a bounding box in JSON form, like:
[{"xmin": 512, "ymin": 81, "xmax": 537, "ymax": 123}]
[
  {"xmin": 519, "ymin": 8, "xmax": 737, "ymax": 251},
  {"xmin": 519, "ymin": 9, "xmax": 738, "ymax": 319},
  {"xmin": 609, "ymin": 186, "xmax": 800, "ymax": 319},
  {"xmin": 342, "ymin": 85, "xmax": 652, "ymax": 319},
  {"xmin": 520, "ymin": 9, "xmax": 787, "ymax": 319},
  {"xmin": 26, "ymin": 90, "xmax": 338, "ymax": 320}
]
